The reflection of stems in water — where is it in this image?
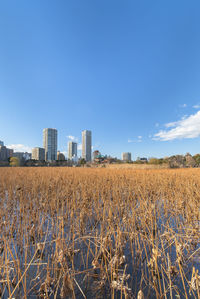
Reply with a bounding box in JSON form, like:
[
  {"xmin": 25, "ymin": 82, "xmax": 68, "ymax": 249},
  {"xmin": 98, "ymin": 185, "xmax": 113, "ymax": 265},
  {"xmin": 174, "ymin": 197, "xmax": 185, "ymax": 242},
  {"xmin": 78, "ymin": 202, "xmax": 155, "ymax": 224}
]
[
  {"xmin": 5, "ymin": 241, "xmax": 11, "ymax": 297},
  {"xmin": 9, "ymin": 249, "xmax": 38, "ymax": 299},
  {"xmin": 167, "ymin": 253, "xmax": 173, "ymax": 299},
  {"xmin": 175, "ymin": 240, "xmax": 188, "ymax": 299}
]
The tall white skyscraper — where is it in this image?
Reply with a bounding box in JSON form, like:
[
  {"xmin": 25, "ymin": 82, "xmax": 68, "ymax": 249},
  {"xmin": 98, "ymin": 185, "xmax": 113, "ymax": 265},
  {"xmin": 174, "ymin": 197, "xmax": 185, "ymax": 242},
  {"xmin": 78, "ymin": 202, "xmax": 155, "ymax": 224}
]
[
  {"xmin": 68, "ymin": 141, "xmax": 77, "ymax": 160},
  {"xmin": 82, "ymin": 130, "xmax": 92, "ymax": 162},
  {"xmin": 43, "ymin": 128, "xmax": 57, "ymax": 161}
]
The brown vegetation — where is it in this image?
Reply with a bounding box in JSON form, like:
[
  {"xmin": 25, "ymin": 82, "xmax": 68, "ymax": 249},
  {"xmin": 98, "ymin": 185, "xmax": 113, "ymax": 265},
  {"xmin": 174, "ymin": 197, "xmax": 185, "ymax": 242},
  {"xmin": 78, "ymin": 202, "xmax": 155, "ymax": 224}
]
[
  {"xmin": 0, "ymin": 167, "xmax": 199, "ymax": 298},
  {"xmin": 105, "ymin": 163, "xmax": 169, "ymax": 169}
]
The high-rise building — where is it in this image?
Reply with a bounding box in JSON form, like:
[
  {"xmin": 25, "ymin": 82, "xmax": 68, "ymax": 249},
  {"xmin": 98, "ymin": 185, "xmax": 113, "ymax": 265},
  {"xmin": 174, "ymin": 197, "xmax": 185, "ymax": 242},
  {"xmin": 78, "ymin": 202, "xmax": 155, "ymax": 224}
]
[
  {"xmin": 82, "ymin": 130, "xmax": 92, "ymax": 162},
  {"xmin": 0, "ymin": 141, "xmax": 4, "ymax": 146},
  {"xmin": 32, "ymin": 147, "xmax": 45, "ymax": 161},
  {"xmin": 122, "ymin": 152, "xmax": 132, "ymax": 162},
  {"xmin": 68, "ymin": 141, "xmax": 77, "ymax": 160},
  {"xmin": 43, "ymin": 128, "xmax": 57, "ymax": 161}
]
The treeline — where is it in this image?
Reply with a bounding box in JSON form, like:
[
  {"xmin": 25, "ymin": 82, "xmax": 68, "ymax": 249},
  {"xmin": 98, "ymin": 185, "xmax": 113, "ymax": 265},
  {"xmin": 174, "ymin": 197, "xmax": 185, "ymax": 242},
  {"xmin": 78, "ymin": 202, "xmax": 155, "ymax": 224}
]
[
  {"xmin": 0, "ymin": 158, "xmax": 79, "ymax": 167},
  {"xmin": 1, "ymin": 153, "xmax": 200, "ymax": 168},
  {"xmin": 134, "ymin": 153, "xmax": 200, "ymax": 168}
]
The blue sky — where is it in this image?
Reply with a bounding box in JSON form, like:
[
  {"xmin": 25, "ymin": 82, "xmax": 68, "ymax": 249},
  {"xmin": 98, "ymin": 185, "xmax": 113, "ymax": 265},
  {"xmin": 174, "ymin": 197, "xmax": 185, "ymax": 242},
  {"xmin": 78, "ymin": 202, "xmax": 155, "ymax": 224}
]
[{"xmin": 1, "ymin": 0, "xmax": 200, "ymax": 159}]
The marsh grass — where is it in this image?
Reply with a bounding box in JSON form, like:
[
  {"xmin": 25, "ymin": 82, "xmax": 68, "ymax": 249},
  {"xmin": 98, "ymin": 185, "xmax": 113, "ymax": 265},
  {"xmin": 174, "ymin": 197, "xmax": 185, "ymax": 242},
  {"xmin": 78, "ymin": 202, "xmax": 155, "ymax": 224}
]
[{"xmin": 0, "ymin": 168, "xmax": 199, "ymax": 298}]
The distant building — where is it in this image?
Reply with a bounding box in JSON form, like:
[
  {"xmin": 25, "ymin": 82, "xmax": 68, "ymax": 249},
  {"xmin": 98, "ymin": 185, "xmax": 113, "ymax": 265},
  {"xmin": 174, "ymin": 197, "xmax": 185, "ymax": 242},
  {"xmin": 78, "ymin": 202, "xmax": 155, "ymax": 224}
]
[
  {"xmin": 0, "ymin": 141, "xmax": 4, "ymax": 146},
  {"xmin": 13, "ymin": 152, "xmax": 24, "ymax": 161},
  {"xmin": 0, "ymin": 145, "xmax": 13, "ymax": 161},
  {"xmin": 32, "ymin": 147, "xmax": 45, "ymax": 161},
  {"xmin": 0, "ymin": 146, "xmax": 8, "ymax": 161},
  {"xmin": 6, "ymin": 148, "xmax": 13, "ymax": 159},
  {"xmin": 122, "ymin": 152, "xmax": 132, "ymax": 162},
  {"xmin": 57, "ymin": 151, "xmax": 65, "ymax": 161},
  {"xmin": 24, "ymin": 152, "xmax": 32, "ymax": 160},
  {"xmin": 93, "ymin": 150, "xmax": 101, "ymax": 160},
  {"xmin": 68, "ymin": 141, "xmax": 77, "ymax": 160},
  {"xmin": 13, "ymin": 152, "xmax": 31, "ymax": 161},
  {"xmin": 82, "ymin": 130, "xmax": 92, "ymax": 162},
  {"xmin": 93, "ymin": 151, "xmax": 105, "ymax": 164},
  {"xmin": 43, "ymin": 128, "xmax": 57, "ymax": 161},
  {"xmin": 137, "ymin": 157, "xmax": 148, "ymax": 162},
  {"xmin": 72, "ymin": 155, "xmax": 78, "ymax": 164}
]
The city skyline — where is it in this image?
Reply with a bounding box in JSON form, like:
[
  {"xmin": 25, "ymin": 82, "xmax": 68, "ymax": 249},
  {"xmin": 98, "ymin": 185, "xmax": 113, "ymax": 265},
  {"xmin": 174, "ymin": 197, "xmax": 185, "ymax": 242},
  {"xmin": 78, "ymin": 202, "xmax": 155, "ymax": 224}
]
[
  {"xmin": 1, "ymin": 1, "xmax": 200, "ymax": 158},
  {"xmin": 2, "ymin": 122, "xmax": 200, "ymax": 161}
]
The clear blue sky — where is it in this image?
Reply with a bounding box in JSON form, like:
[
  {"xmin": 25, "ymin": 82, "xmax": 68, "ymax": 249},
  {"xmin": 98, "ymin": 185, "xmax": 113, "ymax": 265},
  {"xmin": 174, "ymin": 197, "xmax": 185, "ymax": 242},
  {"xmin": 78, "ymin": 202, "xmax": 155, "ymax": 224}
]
[{"xmin": 1, "ymin": 0, "xmax": 200, "ymax": 159}]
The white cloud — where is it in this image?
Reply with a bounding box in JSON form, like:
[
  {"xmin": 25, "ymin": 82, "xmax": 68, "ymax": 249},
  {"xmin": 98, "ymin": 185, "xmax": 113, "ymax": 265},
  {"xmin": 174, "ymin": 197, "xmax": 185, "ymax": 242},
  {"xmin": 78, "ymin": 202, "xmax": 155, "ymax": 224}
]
[
  {"xmin": 128, "ymin": 136, "xmax": 142, "ymax": 143},
  {"xmin": 193, "ymin": 104, "xmax": 200, "ymax": 109},
  {"xmin": 155, "ymin": 123, "xmax": 159, "ymax": 127},
  {"xmin": 164, "ymin": 116, "xmax": 188, "ymax": 128},
  {"xmin": 180, "ymin": 104, "xmax": 187, "ymax": 108},
  {"xmin": 153, "ymin": 110, "xmax": 200, "ymax": 141},
  {"xmin": 164, "ymin": 121, "xmax": 178, "ymax": 128},
  {"xmin": 67, "ymin": 135, "xmax": 78, "ymax": 142},
  {"xmin": 7, "ymin": 144, "xmax": 32, "ymax": 153}
]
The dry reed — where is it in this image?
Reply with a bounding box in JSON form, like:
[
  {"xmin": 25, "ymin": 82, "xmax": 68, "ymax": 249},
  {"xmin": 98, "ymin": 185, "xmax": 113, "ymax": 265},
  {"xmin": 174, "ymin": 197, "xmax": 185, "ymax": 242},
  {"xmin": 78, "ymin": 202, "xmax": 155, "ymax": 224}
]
[{"xmin": 0, "ymin": 167, "xmax": 199, "ymax": 298}]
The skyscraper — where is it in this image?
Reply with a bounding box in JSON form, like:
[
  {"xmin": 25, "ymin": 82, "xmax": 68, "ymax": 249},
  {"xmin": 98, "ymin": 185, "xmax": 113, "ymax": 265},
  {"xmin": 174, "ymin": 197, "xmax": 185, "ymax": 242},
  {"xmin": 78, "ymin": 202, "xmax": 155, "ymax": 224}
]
[
  {"xmin": 82, "ymin": 130, "xmax": 92, "ymax": 162},
  {"xmin": 43, "ymin": 128, "xmax": 57, "ymax": 161},
  {"xmin": 68, "ymin": 141, "xmax": 77, "ymax": 160}
]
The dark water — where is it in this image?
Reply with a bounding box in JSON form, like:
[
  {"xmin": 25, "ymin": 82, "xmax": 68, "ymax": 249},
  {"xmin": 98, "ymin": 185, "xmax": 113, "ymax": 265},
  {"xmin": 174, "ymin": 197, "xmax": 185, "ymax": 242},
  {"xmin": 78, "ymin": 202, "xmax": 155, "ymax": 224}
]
[{"xmin": 0, "ymin": 192, "xmax": 200, "ymax": 298}]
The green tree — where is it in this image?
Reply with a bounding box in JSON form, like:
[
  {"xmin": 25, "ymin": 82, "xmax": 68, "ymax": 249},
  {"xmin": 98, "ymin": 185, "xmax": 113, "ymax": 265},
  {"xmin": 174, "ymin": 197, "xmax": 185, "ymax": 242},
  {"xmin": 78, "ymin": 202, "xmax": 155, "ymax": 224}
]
[
  {"xmin": 80, "ymin": 158, "xmax": 86, "ymax": 165},
  {"xmin": 10, "ymin": 157, "xmax": 20, "ymax": 167}
]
